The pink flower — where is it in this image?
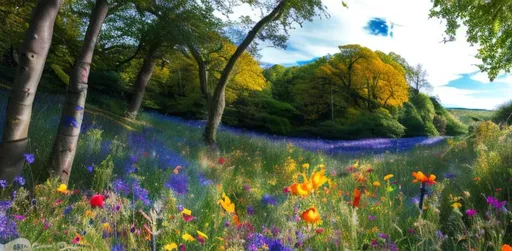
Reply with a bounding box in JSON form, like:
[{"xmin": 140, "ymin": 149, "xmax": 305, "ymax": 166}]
[
  {"xmin": 13, "ymin": 215, "xmax": 26, "ymax": 221},
  {"xmin": 465, "ymin": 209, "xmax": 477, "ymax": 217}
]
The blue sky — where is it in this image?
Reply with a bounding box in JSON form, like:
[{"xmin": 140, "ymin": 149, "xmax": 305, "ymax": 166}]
[{"xmin": 234, "ymin": 0, "xmax": 512, "ymax": 110}]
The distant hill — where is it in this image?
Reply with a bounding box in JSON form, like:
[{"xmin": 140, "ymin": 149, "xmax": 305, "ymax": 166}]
[{"xmin": 447, "ymin": 108, "xmax": 494, "ymax": 125}]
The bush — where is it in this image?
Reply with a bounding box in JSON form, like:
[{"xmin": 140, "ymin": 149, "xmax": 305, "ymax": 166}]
[
  {"xmin": 430, "ymin": 97, "xmax": 468, "ymax": 135},
  {"xmin": 300, "ymin": 108, "xmax": 405, "ymax": 139},
  {"xmin": 222, "ymin": 92, "xmax": 302, "ymax": 135},
  {"xmin": 399, "ymin": 102, "xmax": 428, "ymax": 137},
  {"xmin": 433, "ymin": 115, "xmax": 447, "ymax": 135},
  {"xmin": 410, "ymin": 94, "xmax": 439, "ymax": 136},
  {"xmin": 493, "ymin": 100, "xmax": 512, "ymax": 125}
]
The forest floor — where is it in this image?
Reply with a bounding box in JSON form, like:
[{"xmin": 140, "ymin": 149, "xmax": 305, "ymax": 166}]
[{"xmin": 0, "ymin": 89, "xmax": 511, "ymax": 250}]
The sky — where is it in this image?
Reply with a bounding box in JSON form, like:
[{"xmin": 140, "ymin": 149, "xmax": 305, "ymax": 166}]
[{"xmin": 237, "ymin": 0, "xmax": 512, "ymax": 110}]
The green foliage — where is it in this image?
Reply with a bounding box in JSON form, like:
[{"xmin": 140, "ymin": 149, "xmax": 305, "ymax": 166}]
[
  {"xmin": 223, "ymin": 92, "xmax": 302, "ymax": 134},
  {"xmin": 493, "ymin": 100, "xmax": 512, "ymax": 125},
  {"xmin": 399, "ymin": 102, "xmax": 428, "ymax": 137},
  {"xmin": 50, "ymin": 64, "xmax": 69, "ymax": 85},
  {"xmin": 300, "ymin": 108, "xmax": 405, "ymax": 139},
  {"xmin": 430, "ymin": 0, "xmax": 512, "ymax": 80},
  {"xmin": 92, "ymin": 155, "xmax": 114, "ymax": 193},
  {"xmin": 433, "ymin": 115, "xmax": 447, "ymax": 136},
  {"xmin": 85, "ymin": 129, "xmax": 103, "ymax": 154},
  {"xmin": 449, "ymin": 108, "xmax": 494, "ymax": 125},
  {"xmin": 431, "ymin": 97, "xmax": 468, "ymax": 135},
  {"xmin": 410, "ymin": 93, "xmax": 439, "ymax": 136}
]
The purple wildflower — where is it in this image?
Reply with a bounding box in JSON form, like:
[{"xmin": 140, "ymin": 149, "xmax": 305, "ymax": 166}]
[
  {"xmin": 87, "ymin": 166, "xmax": 94, "ymax": 173},
  {"xmin": 132, "ymin": 182, "xmax": 150, "ymax": 206},
  {"xmin": 199, "ymin": 174, "xmax": 213, "ymax": 186},
  {"xmin": 0, "ymin": 215, "xmax": 19, "ymax": 243},
  {"xmin": 368, "ymin": 215, "xmax": 377, "ymax": 221},
  {"xmin": 436, "ymin": 230, "xmax": 447, "ymax": 240},
  {"xmin": 247, "ymin": 233, "xmax": 292, "ymax": 251},
  {"xmin": 165, "ymin": 174, "xmax": 188, "ymax": 195},
  {"xmin": 247, "ymin": 205, "xmax": 254, "ymax": 215},
  {"xmin": 466, "ymin": 209, "xmax": 477, "ymax": 217},
  {"xmin": 244, "ymin": 184, "xmax": 251, "ymax": 192},
  {"xmin": 64, "ymin": 206, "xmax": 73, "ymax": 215},
  {"xmin": 23, "ymin": 153, "xmax": 35, "ymax": 165},
  {"xmin": 0, "ymin": 180, "xmax": 6, "ymax": 189},
  {"xmin": 262, "ymin": 194, "xmax": 277, "ymax": 206},
  {"xmin": 378, "ymin": 233, "xmax": 389, "ymax": 239},
  {"xmin": 75, "ymin": 105, "xmax": 84, "ymax": 111},
  {"xmin": 111, "ymin": 244, "xmax": 125, "ymax": 251},
  {"xmin": 112, "ymin": 179, "xmax": 130, "ymax": 196},
  {"xmin": 177, "ymin": 205, "xmax": 184, "ymax": 212},
  {"xmin": 14, "ymin": 176, "xmax": 25, "ymax": 186},
  {"xmin": 443, "ymin": 172, "xmax": 456, "ymax": 180},
  {"xmin": 486, "ymin": 196, "xmax": 506, "ymax": 209}
]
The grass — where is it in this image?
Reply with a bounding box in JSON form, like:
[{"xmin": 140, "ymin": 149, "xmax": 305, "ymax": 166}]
[
  {"xmin": 0, "ymin": 89, "xmax": 511, "ymax": 250},
  {"xmin": 448, "ymin": 108, "xmax": 494, "ymax": 126}
]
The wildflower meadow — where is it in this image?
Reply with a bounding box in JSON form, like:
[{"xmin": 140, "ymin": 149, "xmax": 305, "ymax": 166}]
[
  {"xmin": 1, "ymin": 0, "xmax": 512, "ymax": 250},
  {"xmin": 0, "ymin": 90, "xmax": 511, "ymax": 250}
]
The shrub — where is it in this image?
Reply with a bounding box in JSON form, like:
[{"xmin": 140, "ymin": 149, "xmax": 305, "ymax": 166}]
[
  {"xmin": 430, "ymin": 97, "xmax": 468, "ymax": 135},
  {"xmin": 399, "ymin": 102, "xmax": 428, "ymax": 137},
  {"xmin": 433, "ymin": 115, "xmax": 447, "ymax": 135},
  {"xmin": 493, "ymin": 100, "xmax": 512, "ymax": 125},
  {"xmin": 301, "ymin": 108, "xmax": 405, "ymax": 139}
]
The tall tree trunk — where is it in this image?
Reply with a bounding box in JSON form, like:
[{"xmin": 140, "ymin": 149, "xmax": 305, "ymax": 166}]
[
  {"xmin": 198, "ymin": 61, "xmax": 209, "ymax": 101},
  {"xmin": 330, "ymin": 84, "xmax": 334, "ymax": 121},
  {"xmin": 49, "ymin": 0, "xmax": 109, "ymax": 184},
  {"xmin": 125, "ymin": 44, "xmax": 158, "ymax": 119},
  {"xmin": 203, "ymin": 0, "xmax": 288, "ymax": 146},
  {"xmin": 0, "ymin": 0, "xmax": 63, "ymax": 182},
  {"xmin": 187, "ymin": 43, "xmax": 209, "ymax": 101}
]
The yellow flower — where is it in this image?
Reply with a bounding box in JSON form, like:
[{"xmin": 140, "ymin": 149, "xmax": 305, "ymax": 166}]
[
  {"xmin": 451, "ymin": 202, "xmax": 462, "ymax": 209},
  {"xmin": 163, "ymin": 243, "xmax": 178, "ymax": 251},
  {"xmin": 85, "ymin": 210, "xmax": 96, "ymax": 218},
  {"xmin": 181, "ymin": 208, "xmax": 192, "ymax": 216},
  {"xmin": 383, "ymin": 174, "xmax": 394, "ymax": 181},
  {"xmin": 197, "ymin": 230, "xmax": 208, "ymax": 239},
  {"xmin": 102, "ymin": 223, "xmax": 112, "ymax": 233},
  {"xmin": 311, "ymin": 168, "xmax": 328, "ymax": 189},
  {"xmin": 373, "ymin": 181, "xmax": 381, "ymax": 187},
  {"xmin": 182, "ymin": 233, "xmax": 195, "ymax": 242},
  {"xmin": 57, "ymin": 184, "xmax": 68, "ymax": 194},
  {"xmin": 218, "ymin": 193, "xmax": 235, "ymax": 213},
  {"xmin": 302, "ymin": 163, "xmax": 310, "ymax": 169}
]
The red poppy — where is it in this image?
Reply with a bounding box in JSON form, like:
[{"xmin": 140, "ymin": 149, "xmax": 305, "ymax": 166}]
[
  {"xmin": 316, "ymin": 228, "xmax": 324, "ymax": 234},
  {"xmin": 352, "ymin": 188, "xmax": 361, "ymax": 208},
  {"xmin": 89, "ymin": 194, "xmax": 104, "ymax": 208},
  {"xmin": 218, "ymin": 157, "xmax": 226, "ymax": 165},
  {"xmin": 182, "ymin": 214, "xmax": 195, "ymax": 222}
]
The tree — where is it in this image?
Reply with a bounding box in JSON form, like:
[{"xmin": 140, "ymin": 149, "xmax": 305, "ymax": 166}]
[
  {"xmin": 408, "ymin": 64, "xmax": 433, "ymax": 95},
  {"xmin": 317, "ymin": 45, "xmax": 409, "ymax": 112},
  {"xmin": 203, "ymin": 0, "xmax": 326, "ymax": 146},
  {"xmin": 125, "ymin": 0, "xmax": 213, "ymax": 119},
  {"xmin": 0, "ymin": 0, "xmax": 64, "ymax": 182},
  {"xmin": 430, "ymin": 0, "xmax": 512, "ymax": 81},
  {"xmin": 49, "ymin": 0, "xmax": 109, "ymax": 184}
]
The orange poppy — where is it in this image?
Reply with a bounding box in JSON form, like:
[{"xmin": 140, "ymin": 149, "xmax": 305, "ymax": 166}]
[
  {"xmin": 353, "ymin": 188, "xmax": 361, "ymax": 208},
  {"xmin": 301, "ymin": 207, "xmax": 321, "ymax": 224},
  {"xmin": 502, "ymin": 244, "xmax": 512, "ymax": 251},
  {"xmin": 412, "ymin": 171, "xmax": 436, "ymax": 185}
]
